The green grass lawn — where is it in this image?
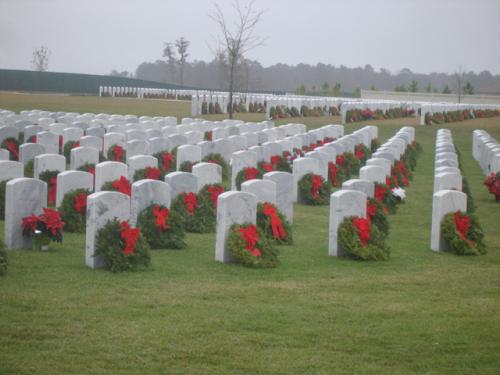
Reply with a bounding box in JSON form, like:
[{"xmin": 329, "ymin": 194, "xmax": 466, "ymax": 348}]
[{"xmin": 1, "ymin": 93, "xmax": 500, "ymax": 374}]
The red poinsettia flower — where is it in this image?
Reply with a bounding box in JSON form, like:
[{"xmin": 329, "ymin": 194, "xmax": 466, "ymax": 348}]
[
  {"xmin": 152, "ymin": 205, "xmax": 170, "ymax": 231},
  {"xmin": 48, "ymin": 177, "xmax": 57, "ymax": 206},
  {"xmin": 112, "ymin": 176, "xmax": 131, "ymax": 196},
  {"xmin": 207, "ymin": 185, "xmax": 224, "ymax": 208},
  {"xmin": 239, "ymin": 225, "xmax": 261, "ymax": 257},
  {"xmin": 244, "ymin": 167, "xmax": 259, "ymax": 181},
  {"xmin": 352, "ymin": 217, "xmax": 371, "ymax": 246},
  {"xmin": 40, "ymin": 208, "xmax": 65, "ymax": 236},
  {"xmin": 262, "ymin": 203, "xmax": 286, "ymax": 240},
  {"xmin": 161, "ymin": 152, "xmax": 173, "ymax": 171},
  {"xmin": 73, "ymin": 193, "xmax": 87, "ymax": 215},
  {"xmin": 22, "ymin": 214, "xmax": 39, "ymax": 232},
  {"xmin": 112, "ymin": 145, "xmax": 124, "ymax": 162},
  {"xmin": 145, "ymin": 167, "xmax": 161, "ymax": 180},
  {"xmin": 310, "ymin": 175, "xmax": 323, "ymax": 199},
  {"xmin": 336, "ymin": 155, "xmax": 345, "ymax": 166},
  {"xmin": 120, "ymin": 221, "xmax": 139, "ymax": 255},
  {"xmin": 453, "ymin": 211, "xmax": 470, "ymax": 240},
  {"xmin": 183, "ymin": 192, "xmax": 198, "ymax": 215}
]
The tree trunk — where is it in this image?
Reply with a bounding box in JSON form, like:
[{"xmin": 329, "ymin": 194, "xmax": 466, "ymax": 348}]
[{"xmin": 229, "ymin": 59, "xmax": 235, "ymax": 119}]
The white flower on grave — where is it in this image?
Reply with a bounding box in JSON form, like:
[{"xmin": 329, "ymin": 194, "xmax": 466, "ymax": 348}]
[{"xmin": 392, "ymin": 187, "xmax": 406, "ymax": 201}]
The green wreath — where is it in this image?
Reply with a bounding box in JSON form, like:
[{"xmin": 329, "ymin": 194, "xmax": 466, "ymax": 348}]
[
  {"xmin": 343, "ymin": 152, "xmax": 361, "ymax": 176},
  {"xmin": 0, "ymin": 180, "xmax": 6, "ymax": 220},
  {"xmin": 59, "ymin": 189, "xmax": 91, "ymax": 233},
  {"xmin": 106, "ymin": 144, "xmax": 126, "ymax": 162},
  {"xmin": 94, "ymin": 219, "xmax": 151, "ymax": 272},
  {"xmin": 441, "ymin": 211, "xmax": 486, "ymax": 256},
  {"xmin": 374, "ymin": 183, "xmax": 399, "ymax": 214},
  {"xmin": 24, "ymin": 159, "xmax": 34, "ymax": 178},
  {"xmin": 179, "ymin": 160, "xmax": 195, "ymax": 173},
  {"xmin": 77, "ymin": 163, "xmax": 96, "ymax": 175},
  {"xmin": 197, "ymin": 184, "xmax": 225, "ymax": 218},
  {"xmin": 0, "ymin": 243, "xmax": 7, "ymax": 276},
  {"xmin": 63, "ymin": 140, "xmax": 80, "ymax": 160},
  {"xmin": 298, "ymin": 173, "xmax": 330, "ymax": 205},
  {"xmin": 235, "ymin": 167, "xmax": 263, "ymax": 190},
  {"xmin": 1, "ymin": 137, "xmax": 20, "ymax": 161},
  {"xmin": 136, "ymin": 204, "xmax": 186, "ymax": 249},
  {"xmin": 171, "ymin": 192, "xmax": 215, "ymax": 233},
  {"xmin": 355, "ymin": 144, "xmax": 371, "ymax": 164},
  {"xmin": 154, "ymin": 151, "xmax": 176, "ymax": 175},
  {"xmin": 371, "ymin": 138, "xmax": 380, "ymax": 153},
  {"xmin": 202, "ymin": 153, "xmax": 230, "ymax": 181},
  {"xmin": 227, "ymin": 223, "xmax": 279, "ymax": 268},
  {"xmin": 367, "ymin": 197, "xmax": 389, "ymax": 239},
  {"xmin": 338, "ymin": 216, "xmax": 391, "ymax": 260},
  {"xmin": 256, "ymin": 202, "xmax": 293, "ymax": 245},
  {"xmin": 270, "ymin": 154, "xmax": 292, "ymax": 173},
  {"xmin": 133, "ymin": 167, "xmax": 162, "ymax": 182}
]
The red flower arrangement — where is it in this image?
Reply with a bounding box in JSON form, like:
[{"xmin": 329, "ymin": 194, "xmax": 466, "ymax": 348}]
[
  {"xmin": 22, "ymin": 208, "xmax": 65, "ymax": 242},
  {"xmin": 183, "ymin": 192, "xmax": 198, "ymax": 215}
]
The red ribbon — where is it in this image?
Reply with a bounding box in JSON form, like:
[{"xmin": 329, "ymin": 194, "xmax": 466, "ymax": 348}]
[
  {"xmin": 112, "ymin": 145, "xmax": 124, "ymax": 161},
  {"xmin": 310, "ymin": 175, "xmax": 323, "ymax": 199},
  {"xmin": 207, "ymin": 185, "xmax": 224, "ymax": 208},
  {"xmin": 375, "ymin": 185, "xmax": 386, "ymax": 203},
  {"xmin": 453, "ymin": 211, "xmax": 470, "ymax": 240},
  {"xmin": 183, "ymin": 192, "xmax": 198, "ymax": 215},
  {"xmin": 161, "ymin": 152, "xmax": 173, "ymax": 171},
  {"xmin": 73, "ymin": 193, "xmax": 87, "ymax": 215},
  {"xmin": 146, "ymin": 167, "xmax": 161, "ymax": 180},
  {"xmin": 29, "ymin": 135, "xmax": 37, "ymax": 143},
  {"xmin": 73, "ymin": 141, "xmax": 80, "ymax": 149},
  {"xmin": 355, "ymin": 148, "xmax": 364, "ymax": 160},
  {"xmin": 153, "ymin": 205, "xmax": 170, "ymax": 231},
  {"xmin": 112, "ymin": 176, "xmax": 131, "ymax": 196},
  {"xmin": 262, "ymin": 203, "xmax": 286, "ymax": 240},
  {"xmin": 205, "ymin": 131, "xmax": 212, "ymax": 141},
  {"xmin": 87, "ymin": 165, "xmax": 95, "ymax": 176},
  {"xmin": 352, "ymin": 217, "xmax": 371, "ymax": 246},
  {"xmin": 244, "ymin": 167, "xmax": 259, "ymax": 181},
  {"xmin": 328, "ymin": 162, "xmax": 338, "ymax": 185},
  {"xmin": 48, "ymin": 177, "xmax": 57, "ymax": 206},
  {"xmin": 4, "ymin": 140, "xmax": 19, "ymax": 160},
  {"xmin": 336, "ymin": 155, "xmax": 345, "ymax": 166},
  {"xmin": 120, "ymin": 221, "xmax": 139, "ymax": 255},
  {"xmin": 239, "ymin": 225, "xmax": 262, "ymax": 257}
]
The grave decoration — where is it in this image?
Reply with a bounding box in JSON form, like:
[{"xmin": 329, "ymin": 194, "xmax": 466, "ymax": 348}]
[
  {"xmin": 107, "ymin": 144, "xmax": 126, "ymax": 162},
  {"xmin": 336, "ymin": 153, "xmax": 361, "ymax": 184},
  {"xmin": 441, "ymin": 211, "xmax": 486, "ymax": 255},
  {"xmin": 203, "ymin": 153, "xmax": 229, "ymax": 181},
  {"xmin": 371, "ymin": 138, "xmax": 380, "ymax": 153},
  {"xmin": 256, "ymin": 202, "xmax": 292, "ymax": 245},
  {"xmin": 24, "ymin": 160, "xmax": 34, "ymax": 178},
  {"xmin": 77, "ymin": 163, "xmax": 96, "ymax": 176},
  {"xmin": 338, "ymin": 216, "xmax": 390, "ymax": 260},
  {"xmin": 0, "ymin": 181, "xmax": 6, "ymax": 219},
  {"xmin": 59, "ymin": 189, "xmax": 91, "ymax": 233},
  {"xmin": 198, "ymin": 184, "xmax": 225, "ymax": 211},
  {"xmin": 1, "ymin": 138, "xmax": 20, "ymax": 161},
  {"xmin": 366, "ymin": 198, "xmax": 389, "ymax": 239},
  {"xmin": 179, "ymin": 161, "xmax": 196, "ymax": 173},
  {"xmin": 21, "ymin": 208, "xmax": 65, "ymax": 251},
  {"xmin": 154, "ymin": 151, "xmax": 176, "ymax": 174},
  {"xmin": 235, "ymin": 167, "xmax": 263, "ymax": 190},
  {"xmin": 227, "ymin": 223, "xmax": 279, "ymax": 268},
  {"xmin": 137, "ymin": 204, "xmax": 186, "ymax": 249},
  {"xmin": 133, "ymin": 166, "xmax": 162, "ymax": 181},
  {"xmin": 171, "ymin": 191, "xmax": 215, "ymax": 233},
  {"xmin": 204, "ymin": 131, "xmax": 212, "ymax": 141},
  {"xmin": 484, "ymin": 172, "xmax": 500, "ymax": 202},
  {"xmin": 298, "ymin": 173, "xmax": 330, "ymax": 205},
  {"xmin": 354, "ymin": 144, "xmax": 371, "ymax": 164},
  {"xmin": 39, "ymin": 170, "xmax": 59, "ymax": 206},
  {"xmin": 95, "ymin": 219, "xmax": 151, "ymax": 272},
  {"xmin": 328, "ymin": 162, "xmax": 339, "ymax": 187},
  {"xmin": 101, "ymin": 176, "xmax": 132, "ymax": 196},
  {"xmin": 63, "ymin": 140, "xmax": 80, "ymax": 160}
]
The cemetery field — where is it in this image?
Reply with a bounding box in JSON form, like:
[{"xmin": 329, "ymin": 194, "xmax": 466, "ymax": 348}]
[{"xmin": 1, "ymin": 109, "xmax": 500, "ymax": 373}]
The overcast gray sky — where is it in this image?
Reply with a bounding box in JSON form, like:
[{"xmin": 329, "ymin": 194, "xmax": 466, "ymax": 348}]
[{"xmin": 1, "ymin": 0, "xmax": 499, "ymax": 76}]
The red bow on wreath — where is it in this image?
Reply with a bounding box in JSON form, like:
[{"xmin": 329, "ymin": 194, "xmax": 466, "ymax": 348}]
[
  {"xmin": 48, "ymin": 177, "xmax": 57, "ymax": 206},
  {"xmin": 245, "ymin": 167, "xmax": 259, "ymax": 181},
  {"xmin": 355, "ymin": 148, "xmax": 364, "ymax": 160},
  {"xmin": 73, "ymin": 193, "xmax": 87, "ymax": 215},
  {"xmin": 328, "ymin": 162, "xmax": 338, "ymax": 185},
  {"xmin": 262, "ymin": 203, "xmax": 286, "ymax": 240},
  {"xmin": 4, "ymin": 140, "xmax": 19, "ymax": 160},
  {"xmin": 366, "ymin": 200, "xmax": 377, "ymax": 219},
  {"xmin": 374, "ymin": 185, "xmax": 386, "ymax": 203},
  {"xmin": 336, "ymin": 155, "xmax": 345, "ymax": 166},
  {"xmin": 270, "ymin": 155, "xmax": 281, "ymax": 165},
  {"xmin": 352, "ymin": 217, "xmax": 371, "ymax": 246},
  {"xmin": 73, "ymin": 141, "xmax": 80, "ymax": 149},
  {"xmin": 87, "ymin": 165, "xmax": 95, "ymax": 176},
  {"xmin": 120, "ymin": 221, "xmax": 139, "ymax": 255},
  {"xmin": 260, "ymin": 162, "xmax": 273, "ymax": 172},
  {"xmin": 146, "ymin": 167, "xmax": 161, "ymax": 180},
  {"xmin": 161, "ymin": 153, "xmax": 173, "ymax": 171},
  {"xmin": 207, "ymin": 185, "xmax": 224, "ymax": 208},
  {"xmin": 153, "ymin": 205, "xmax": 170, "ymax": 231},
  {"xmin": 239, "ymin": 225, "xmax": 261, "ymax": 257},
  {"xmin": 112, "ymin": 176, "xmax": 131, "ymax": 196},
  {"xmin": 113, "ymin": 145, "xmax": 124, "ymax": 161},
  {"xmin": 310, "ymin": 175, "xmax": 323, "ymax": 199},
  {"xmin": 453, "ymin": 211, "xmax": 470, "ymax": 240},
  {"xmin": 183, "ymin": 192, "xmax": 198, "ymax": 215}
]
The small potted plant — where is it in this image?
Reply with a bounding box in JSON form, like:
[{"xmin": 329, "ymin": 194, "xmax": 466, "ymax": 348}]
[{"xmin": 22, "ymin": 208, "xmax": 65, "ymax": 251}]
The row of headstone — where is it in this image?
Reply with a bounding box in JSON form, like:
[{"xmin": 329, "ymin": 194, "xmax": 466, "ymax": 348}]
[
  {"xmin": 99, "ymin": 86, "xmax": 197, "ymax": 100},
  {"xmin": 472, "ymin": 130, "xmax": 500, "ymax": 174},
  {"xmin": 340, "ymin": 100, "xmax": 419, "ymax": 124},
  {"xmin": 420, "ymin": 103, "xmax": 500, "ymax": 126},
  {"xmin": 430, "ymin": 130, "xmax": 467, "ymax": 252}
]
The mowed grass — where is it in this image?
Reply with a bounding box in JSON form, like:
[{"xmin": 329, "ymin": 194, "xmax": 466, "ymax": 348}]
[{"xmin": 1, "ymin": 93, "xmax": 500, "ymax": 374}]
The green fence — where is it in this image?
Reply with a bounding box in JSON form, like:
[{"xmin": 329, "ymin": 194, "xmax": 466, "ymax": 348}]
[{"xmin": 0, "ymin": 69, "xmax": 187, "ymax": 95}]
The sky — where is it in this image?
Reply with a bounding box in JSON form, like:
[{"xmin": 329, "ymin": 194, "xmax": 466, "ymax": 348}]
[{"xmin": 1, "ymin": 0, "xmax": 499, "ymax": 76}]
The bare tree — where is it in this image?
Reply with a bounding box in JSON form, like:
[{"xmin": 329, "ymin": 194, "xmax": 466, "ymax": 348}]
[
  {"xmin": 163, "ymin": 42, "xmax": 177, "ymax": 83},
  {"xmin": 209, "ymin": 1, "xmax": 265, "ymax": 119},
  {"xmin": 32, "ymin": 46, "xmax": 50, "ymax": 72},
  {"xmin": 175, "ymin": 37, "xmax": 190, "ymax": 86},
  {"xmin": 454, "ymin": 66, "xmax": 466, "ymax": 103}
]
